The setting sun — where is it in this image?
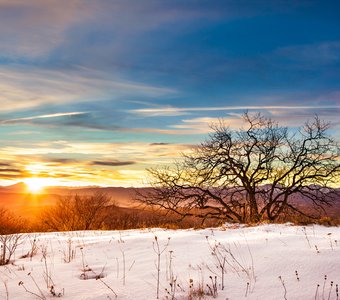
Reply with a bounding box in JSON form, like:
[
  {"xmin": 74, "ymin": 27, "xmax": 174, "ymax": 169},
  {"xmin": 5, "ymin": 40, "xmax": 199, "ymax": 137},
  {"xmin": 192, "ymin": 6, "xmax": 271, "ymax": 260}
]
[{"xmin": 24, "ymin": 178, "xmax": 47, "ymax": 193}]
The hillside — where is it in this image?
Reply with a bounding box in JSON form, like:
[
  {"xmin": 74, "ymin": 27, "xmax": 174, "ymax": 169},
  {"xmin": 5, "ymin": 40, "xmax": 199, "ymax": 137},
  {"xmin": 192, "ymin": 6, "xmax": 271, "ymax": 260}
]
[{"xmin": 0, "ymin": 224, "xmax": 339, "ymax": 299}]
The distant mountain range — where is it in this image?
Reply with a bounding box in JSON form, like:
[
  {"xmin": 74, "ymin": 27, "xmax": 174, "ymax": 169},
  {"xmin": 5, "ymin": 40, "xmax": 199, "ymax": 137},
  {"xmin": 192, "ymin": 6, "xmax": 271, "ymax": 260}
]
[
  {"xmin": 0, "ymin": 183, "xmax": 147, "ymax": 219},
  {"xmin": 1, "ymin": 182, "xmax": 339, "ymax": 220}
]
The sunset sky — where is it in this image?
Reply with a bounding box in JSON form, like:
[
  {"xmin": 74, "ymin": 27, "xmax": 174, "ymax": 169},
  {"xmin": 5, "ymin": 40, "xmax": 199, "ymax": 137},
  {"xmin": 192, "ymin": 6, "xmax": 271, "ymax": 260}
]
[{"xmin": 0, "ymin": 0, "xmax": 339, "ymax": 187}]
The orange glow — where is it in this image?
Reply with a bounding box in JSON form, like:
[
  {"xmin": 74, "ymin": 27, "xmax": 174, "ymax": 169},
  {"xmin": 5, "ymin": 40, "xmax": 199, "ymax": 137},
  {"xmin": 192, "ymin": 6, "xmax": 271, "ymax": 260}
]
[
  {"xmin": 23, "ymin": 177, "xmax": 62, "ymax": 193},
  {"xmin": 24, "ymin": 178, "xmax": 46, "ymax": 193}
]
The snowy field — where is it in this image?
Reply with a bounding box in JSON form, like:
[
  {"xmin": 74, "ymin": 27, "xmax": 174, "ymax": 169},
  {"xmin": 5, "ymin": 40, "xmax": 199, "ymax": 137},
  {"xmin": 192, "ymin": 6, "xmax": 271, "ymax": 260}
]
[{"xmin": 1, "ymin": 224, "xmax": 339, "ymax": 300}]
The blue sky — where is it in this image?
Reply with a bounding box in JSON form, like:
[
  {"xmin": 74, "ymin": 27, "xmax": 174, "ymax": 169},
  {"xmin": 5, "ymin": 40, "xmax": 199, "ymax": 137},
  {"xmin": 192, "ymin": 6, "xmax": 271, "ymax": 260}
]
[{"xmin": 0, "ymin": 0, "xmax": 339, "ymax": 186}]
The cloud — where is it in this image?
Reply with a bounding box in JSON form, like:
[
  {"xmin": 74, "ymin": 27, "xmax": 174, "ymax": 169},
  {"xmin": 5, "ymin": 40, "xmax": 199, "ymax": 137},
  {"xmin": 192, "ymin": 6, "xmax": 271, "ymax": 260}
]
[
  {"xmin": 0, "ymin": 0, "xmax": 310, "ymax": 75},
  {"xmin": 169, "ymin": 116, "xmax": 247, "ymax": 132},
  {"xmin": 0, "ymin": 173, "xmax": 23, "ymax": 179},
  {"xmin": 0, "ymin": 161, "xmax": 24, "ymax": 179},
  {"xmin": 0, "ymin": 0, "xmax": 260, "ymax": 61},
  {"xmin": 91, "ymin": 160, "xmax": 136, "ymax": 167},
  {"xmin": 150, "ymin": 143, "xmax": 171, "ymax": 146},
  {"xmin": 1, "ymin": 112, "xmax": 87, "ymax": 124},
  {"xmin": 6, "ymin": 130, "xmax": 40, "ymax": 136},
  {"xmin": 0, "ymin": 141, "xmax": 191, "ymax": 165},
  {"xmin": 0, "ymin": 0, "xmax": 91, "ymax": 58},
  {"xmin": 163, "ymin": 106, "xmax": 340, "ymax": 134},
  {"xmin": 3, "ymin": 104, "xmax": 338, "ymax": 136},
  {"xmin": 0, "ymin": 163, "xmax": 11, "ymax": 167},
  {"xmin": 1, "ymin": 111, "xmax": 125, "ymax": 132},
  {"xmin": 131, "ymin": 105, "xmax": 340, "ymax": 117},
  {"xmin": 42, "ymin": 158, "xmax": 79, "ymax": 165},
  {"xmin": 0, "ymin": 66, "xmax": 174, "ymax": 112},
  {"xmin": 0, "ymin": 108, "xmax": 209, "ymax": 134},
  {"xmin": 0, "ymin": 168, "xmax": 21, "ymax": 173}
]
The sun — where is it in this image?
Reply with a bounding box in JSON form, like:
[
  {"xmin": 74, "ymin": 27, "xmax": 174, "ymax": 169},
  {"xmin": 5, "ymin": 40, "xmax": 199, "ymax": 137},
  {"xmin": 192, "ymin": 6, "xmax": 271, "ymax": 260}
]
[{"xmin": 24, "ymin": 178, "xmax": 46, "ymax": 193}]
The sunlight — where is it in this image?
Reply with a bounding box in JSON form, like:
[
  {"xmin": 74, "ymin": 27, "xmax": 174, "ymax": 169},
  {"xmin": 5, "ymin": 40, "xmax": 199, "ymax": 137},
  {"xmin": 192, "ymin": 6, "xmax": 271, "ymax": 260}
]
[
  {"xmin": 24, "ymin": 178, "xmax": 46, "ymax": 193},
  {"xmin": 25, "ymin": 163, "xmax": 48, "ymax": 175},
  {"xmin": 23, "ymin": 177, "xmax": 60, "ymax": 193}
]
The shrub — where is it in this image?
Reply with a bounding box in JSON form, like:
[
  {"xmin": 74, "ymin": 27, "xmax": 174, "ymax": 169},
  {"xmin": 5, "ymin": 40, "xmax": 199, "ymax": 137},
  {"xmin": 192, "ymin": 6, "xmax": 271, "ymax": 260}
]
[{"xmin": 40, "ymin": 192, "xmax": 112, "ymax": 231}]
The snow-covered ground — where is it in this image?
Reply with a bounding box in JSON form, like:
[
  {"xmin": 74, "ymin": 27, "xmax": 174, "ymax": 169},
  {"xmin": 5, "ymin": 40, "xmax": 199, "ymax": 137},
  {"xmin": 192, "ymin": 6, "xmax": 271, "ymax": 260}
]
[{"xmin": 1, "ymin": 224, "xmax": 339, "ymax": 300}]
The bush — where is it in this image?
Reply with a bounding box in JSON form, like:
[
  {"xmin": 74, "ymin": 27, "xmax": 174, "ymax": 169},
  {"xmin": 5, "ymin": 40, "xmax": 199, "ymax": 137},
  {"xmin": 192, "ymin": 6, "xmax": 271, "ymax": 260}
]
[
  {"xmin": 0, "ymin": 207, "xmax": 25, "ymax": 265},
  {"xmin": 40, "ymin": 192, "xmax": 112, "ymax": 231},
  {"xmin": 0, "ymin": 206, "xmax": 25, "ymax": 234}
]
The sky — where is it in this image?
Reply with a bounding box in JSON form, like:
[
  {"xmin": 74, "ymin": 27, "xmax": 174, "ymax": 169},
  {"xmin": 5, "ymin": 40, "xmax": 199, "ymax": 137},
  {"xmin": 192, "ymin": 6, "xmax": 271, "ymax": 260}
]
[{"xmin": 0, "ymin": 0, "xmax": 339, "ymax": 187}]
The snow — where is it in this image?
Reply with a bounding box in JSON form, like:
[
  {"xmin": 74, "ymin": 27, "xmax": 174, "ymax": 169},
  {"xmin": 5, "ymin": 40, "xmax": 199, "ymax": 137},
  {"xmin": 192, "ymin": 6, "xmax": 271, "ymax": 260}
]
[{"xmin": 1, "ymin": 224, "xmax": 339, "ymax": 299}]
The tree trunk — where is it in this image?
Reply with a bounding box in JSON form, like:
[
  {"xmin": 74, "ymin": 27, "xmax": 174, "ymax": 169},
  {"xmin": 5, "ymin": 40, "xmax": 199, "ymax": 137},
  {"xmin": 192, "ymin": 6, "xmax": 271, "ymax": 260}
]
[{"xmin": 248, "ymin": 194, "xmax": 260, "ymax": 223}]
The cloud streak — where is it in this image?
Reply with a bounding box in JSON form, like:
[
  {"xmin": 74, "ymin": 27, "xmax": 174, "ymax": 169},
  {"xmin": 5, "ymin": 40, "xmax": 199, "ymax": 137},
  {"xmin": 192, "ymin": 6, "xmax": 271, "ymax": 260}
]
[
  {"xmin": 1, "ymin": 112, "xmax": 87, "ymax": 124},
  {"xmin": 0, "ymin": 66, "xmax": 174, "ymax": 112},
  {"xmin": 131, "ymin": 105, "xmax": 340, "ymax": 117},
  {"xmin": 91, "ymin": 160, "xmax": 136, "ymax": 167}
]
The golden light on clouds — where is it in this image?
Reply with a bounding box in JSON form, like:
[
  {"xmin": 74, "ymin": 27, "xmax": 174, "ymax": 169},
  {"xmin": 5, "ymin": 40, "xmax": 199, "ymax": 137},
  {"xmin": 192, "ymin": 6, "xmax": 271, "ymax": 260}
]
[
  {"xmin": 0, "ymin": 141, "xmax": 193, "ymax": 187},
  {"xmin": 25, "ymin": 163, "xmax": 48, "ymax": 174}
]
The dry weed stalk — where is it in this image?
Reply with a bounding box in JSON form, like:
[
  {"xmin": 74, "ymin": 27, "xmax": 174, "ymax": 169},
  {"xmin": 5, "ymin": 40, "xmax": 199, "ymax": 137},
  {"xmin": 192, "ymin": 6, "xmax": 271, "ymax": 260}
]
[
  {"xmin": 153, "ymin": 236, "xmax": 170, "ymax": 299},
  {"xmin": 41, "ymin": 245, "xmax": 54, "ymax": 289},
  {"xmin": 20, "ymin": 272, "xmax": 46, "ymax": 300},
  {"xmin": 1, "ymin": 279, "xmax": 9, "ymax": 300},
  {"xmin": 315, "ymin": 283, "xmax": 320, "ymax": 300},
  {"xmin": 206, "ymin": 236, "xmax": 256, "ymax": 293},
  {"xmin": 79, "ymin": 247, "xmax": 91, "ymax": 280},
  {"xmin": 278, "ymin": 275, "xmax": 287, "ymax": 300},
  {"xmin": 92, "ymin": 265, "xmax": 118, "ymax": 298},
  {"xmin": 165, "ymin": 250, "xmax": 178, "ymax": 300},
  {"xmin": 302, "ymin": 227, "xmax": 312, "ymax": 248},
  {"xmin": 21, "ymin": 236, "xmax": 39, "ymax": 261},
  {"xmin": 63, "ymin": 238, "xmax": 76, "ymax": 263},
  {"xmin": 206, "ymin": 237, "xmax": 227, "ymax": 290}
]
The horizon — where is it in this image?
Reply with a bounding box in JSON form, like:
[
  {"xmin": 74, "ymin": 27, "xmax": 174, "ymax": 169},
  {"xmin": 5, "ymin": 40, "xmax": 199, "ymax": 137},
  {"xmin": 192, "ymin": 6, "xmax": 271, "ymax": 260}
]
[
  {"xmin": 1, "ymin": 181, "xmax": 134, "ymax": 189},
  {"xmin": 0, "ymin": 1, "xmax": 339, "ymax": 187}
]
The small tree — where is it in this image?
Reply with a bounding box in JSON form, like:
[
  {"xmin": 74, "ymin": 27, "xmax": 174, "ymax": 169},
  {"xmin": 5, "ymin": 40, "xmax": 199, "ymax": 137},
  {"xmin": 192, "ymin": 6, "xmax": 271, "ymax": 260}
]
[
  {"xmin": 140, "ymin": 113, "xmax": 340, "ymax": 223},
  {"xmin": 41, "ymin": 192, "xmax": 112, "ymax": 231}
]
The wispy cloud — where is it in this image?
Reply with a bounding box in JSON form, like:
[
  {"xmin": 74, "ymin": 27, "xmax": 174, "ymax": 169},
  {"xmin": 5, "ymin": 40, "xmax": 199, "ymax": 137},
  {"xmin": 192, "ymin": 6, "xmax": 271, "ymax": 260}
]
[
  {"xmin": 1, "ymin": 112, "xmax": 87, "ymax": 124},
  {"xmin": 166, "ymin": 108, "xmax": 340, "ymax": 134},
  {"xmin": 0, "ymin": 0, "xmax": 260, "ymax": 62},
  {"xmin": 0, "ymin": 163, "xmax": 11, "ymax": 167},
  {"xmin": 168, "ymin": 116, "xmax": 253, "ymax": 133},
  {"xmin": 0, "ymin": 66, "xmax": 174, "ymax": 112},
  {"xmin": 150, "ymin": 142, "xmax": 171, "ymax": 146},
  {"xmin": 0, "ymin": 161, "xmax": 25, "ymax": 179},
  {"xmin": 0, "ymin": 0, "xmax": 91, "ymax": 58},
  {"xmin": 3, "ymin": 104, "xmax": 338, "ymax": 136},
  {"xmin": 0, "ymin": 168, "xmax": 21, "ymax": 173},
  {"xmin": 131, "ymin": 105, "xmax": 340, "ymax": 117},
  {"xmin": 90, "ymin": 160, "xmax": 136, "ymax": 167}
]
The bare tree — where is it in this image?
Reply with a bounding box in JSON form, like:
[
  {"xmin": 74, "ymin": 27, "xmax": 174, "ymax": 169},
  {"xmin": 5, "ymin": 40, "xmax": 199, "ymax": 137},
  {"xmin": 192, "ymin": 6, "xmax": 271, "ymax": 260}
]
[
  {"xmin": 41, "ymin": 192, "xmax": 112, "ymax": 231},
  {"xmin": 139, "ymin": 113, "xmax": 340, "ymax": 223}
]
